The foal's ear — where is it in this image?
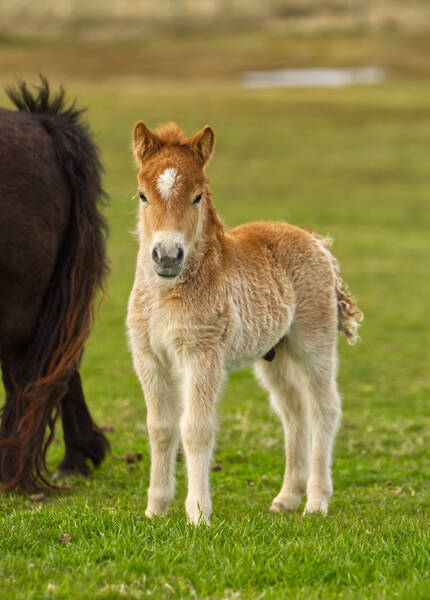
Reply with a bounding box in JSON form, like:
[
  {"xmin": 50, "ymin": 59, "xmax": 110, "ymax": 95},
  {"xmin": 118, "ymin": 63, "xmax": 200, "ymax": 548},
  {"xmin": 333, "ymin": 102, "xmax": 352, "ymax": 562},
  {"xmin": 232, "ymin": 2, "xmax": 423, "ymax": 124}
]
[
  {"xmin": 132, "ymin": 121, "xmax": 161, "ymax": 164},
  {"xmin": 189, "ymin": 125, "xmax": 215, "ymax": 166}
]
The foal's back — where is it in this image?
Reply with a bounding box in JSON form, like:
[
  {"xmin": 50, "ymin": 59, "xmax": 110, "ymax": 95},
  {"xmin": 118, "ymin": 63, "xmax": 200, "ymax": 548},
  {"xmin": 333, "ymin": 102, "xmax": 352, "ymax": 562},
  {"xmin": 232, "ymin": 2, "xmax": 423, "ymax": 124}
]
[
  {"xmin": 227, "ymin": 221, "xmax": 334, "ymax": 282},
  {"xmin": 220, "ymin": 221, "xmax": 339, "ymax": 367}
]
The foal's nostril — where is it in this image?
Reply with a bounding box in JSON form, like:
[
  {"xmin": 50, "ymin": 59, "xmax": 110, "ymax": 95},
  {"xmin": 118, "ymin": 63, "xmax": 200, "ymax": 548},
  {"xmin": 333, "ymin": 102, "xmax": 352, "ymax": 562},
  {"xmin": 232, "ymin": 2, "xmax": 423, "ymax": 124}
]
[
  {"xmin": 152, "ymin": 241, "xmax": 184, "ymax": 275},
  {"xmin": 152, "ymin": 246, "xmax": 161, "ymax": 264}
]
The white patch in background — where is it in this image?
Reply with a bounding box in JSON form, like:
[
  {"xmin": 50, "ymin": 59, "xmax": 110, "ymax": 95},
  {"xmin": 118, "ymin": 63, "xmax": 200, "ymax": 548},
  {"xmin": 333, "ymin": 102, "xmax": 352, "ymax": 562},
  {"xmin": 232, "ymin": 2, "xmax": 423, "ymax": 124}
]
[
  {"xmin": 241, "ymin": 67, "xmax": 385, "ymax": 89},
  {"xmin": 156, "ymin": 168, "xmax": 181, "ymax": 200}
]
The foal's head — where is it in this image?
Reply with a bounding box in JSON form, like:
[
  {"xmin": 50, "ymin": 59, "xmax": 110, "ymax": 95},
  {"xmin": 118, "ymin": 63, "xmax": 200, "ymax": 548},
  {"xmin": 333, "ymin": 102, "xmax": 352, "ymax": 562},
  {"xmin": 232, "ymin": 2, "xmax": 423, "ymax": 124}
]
[{"xmin": 132, "ymin": 121, "xmax": 215, "ymax": 279}]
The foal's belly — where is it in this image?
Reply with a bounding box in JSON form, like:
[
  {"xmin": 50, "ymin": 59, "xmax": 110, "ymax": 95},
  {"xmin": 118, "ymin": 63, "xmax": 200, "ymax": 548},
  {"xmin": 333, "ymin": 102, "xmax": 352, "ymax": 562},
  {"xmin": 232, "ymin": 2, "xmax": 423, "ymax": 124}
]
[{"xmin": 224, "ymin": 296, "xmax": 293, "ymax": 371}]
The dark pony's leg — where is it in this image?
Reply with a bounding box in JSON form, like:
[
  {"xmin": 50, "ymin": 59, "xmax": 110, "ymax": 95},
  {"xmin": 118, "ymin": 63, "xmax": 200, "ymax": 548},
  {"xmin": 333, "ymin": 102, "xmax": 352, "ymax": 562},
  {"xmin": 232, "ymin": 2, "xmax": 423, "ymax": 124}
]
[
  {"xmin": 55, "ymin": 370, "xmax": 109, "ymax": 478},
  {"xmin": 0, "ymin": 363, "xmax": 22, "ymax": 485}
]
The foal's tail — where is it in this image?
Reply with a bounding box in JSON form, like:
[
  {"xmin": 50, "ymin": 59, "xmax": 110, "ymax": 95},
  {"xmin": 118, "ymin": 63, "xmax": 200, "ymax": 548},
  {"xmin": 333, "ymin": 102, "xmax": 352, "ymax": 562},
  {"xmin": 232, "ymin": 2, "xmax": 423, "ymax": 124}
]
[
  {"xmin": 0, "ymin": 78, "xmax": 109, "ymax": 491},
  {"xmin": 315, "ymin": 235, "xmax": 363, "ymax": 345}
]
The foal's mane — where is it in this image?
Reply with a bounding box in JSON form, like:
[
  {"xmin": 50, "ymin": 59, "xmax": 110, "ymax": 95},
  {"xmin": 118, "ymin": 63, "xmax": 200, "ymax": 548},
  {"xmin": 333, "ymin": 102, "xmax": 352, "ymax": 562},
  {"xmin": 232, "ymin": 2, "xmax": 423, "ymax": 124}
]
[{"xmin": 206, "ymin": 194, "xmax": 226, "ymax": 245}]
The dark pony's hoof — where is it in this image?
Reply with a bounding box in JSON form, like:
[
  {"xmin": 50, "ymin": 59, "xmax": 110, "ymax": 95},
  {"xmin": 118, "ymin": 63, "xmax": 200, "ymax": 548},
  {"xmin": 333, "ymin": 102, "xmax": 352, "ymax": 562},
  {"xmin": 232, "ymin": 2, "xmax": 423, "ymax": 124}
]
[{"xmin": 53, "ymin": 456, "xmax": 91, "ymax": 479}]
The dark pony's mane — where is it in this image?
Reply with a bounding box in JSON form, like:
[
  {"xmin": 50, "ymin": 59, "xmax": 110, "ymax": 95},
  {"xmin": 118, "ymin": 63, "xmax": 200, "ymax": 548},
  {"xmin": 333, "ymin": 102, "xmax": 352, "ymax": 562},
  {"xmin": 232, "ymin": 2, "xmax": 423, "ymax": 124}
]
[{"xmin": 0, "ymin": 77, "xmax": 109, "ymax": 491}]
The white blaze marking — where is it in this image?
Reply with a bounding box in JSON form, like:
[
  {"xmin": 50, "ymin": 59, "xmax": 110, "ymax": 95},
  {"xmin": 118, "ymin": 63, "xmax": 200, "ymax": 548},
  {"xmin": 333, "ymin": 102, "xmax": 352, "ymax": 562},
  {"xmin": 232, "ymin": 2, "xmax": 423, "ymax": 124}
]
[
  {"xmin": 152, "ymin": 230, "xmax": 185, "ymax": 252},
  {"xmin": 156, "ymin": 167, "xmax": 180, "ymax": 200}
]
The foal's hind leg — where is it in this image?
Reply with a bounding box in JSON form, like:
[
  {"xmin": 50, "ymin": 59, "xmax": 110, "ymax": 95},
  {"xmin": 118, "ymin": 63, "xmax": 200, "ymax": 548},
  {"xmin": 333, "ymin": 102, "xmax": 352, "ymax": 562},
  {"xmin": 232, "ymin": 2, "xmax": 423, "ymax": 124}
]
[
  {"xmin": 302, "ymin": 347, "xmax": 341, "ymax": 516},
  {"xmin": 255, "ymin": 350, "xmax": 310, "ymax": 512},
  {"xmin": 55, "ymin": 370, "xmax": 109, "ymax": 478}
]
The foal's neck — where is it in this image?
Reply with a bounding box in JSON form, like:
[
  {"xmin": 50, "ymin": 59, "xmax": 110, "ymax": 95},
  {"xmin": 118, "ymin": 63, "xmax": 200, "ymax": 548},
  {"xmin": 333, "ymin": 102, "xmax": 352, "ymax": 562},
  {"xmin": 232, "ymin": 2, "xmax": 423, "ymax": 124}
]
[{"xmin": 204, "ymin": 197, "xmax": 225, "ymax": 247}]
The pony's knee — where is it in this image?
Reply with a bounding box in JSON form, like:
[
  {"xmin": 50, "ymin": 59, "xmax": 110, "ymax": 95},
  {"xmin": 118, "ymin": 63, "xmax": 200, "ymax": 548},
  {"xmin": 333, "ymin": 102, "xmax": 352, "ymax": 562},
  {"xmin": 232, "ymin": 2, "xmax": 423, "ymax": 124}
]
[
  {"xmin": 147, "ymin": 421, "xmax": 177, "ymax": 449},
  {"xmin": 181, "ymin": 420, "xmax": 214, "ymax": 452}
]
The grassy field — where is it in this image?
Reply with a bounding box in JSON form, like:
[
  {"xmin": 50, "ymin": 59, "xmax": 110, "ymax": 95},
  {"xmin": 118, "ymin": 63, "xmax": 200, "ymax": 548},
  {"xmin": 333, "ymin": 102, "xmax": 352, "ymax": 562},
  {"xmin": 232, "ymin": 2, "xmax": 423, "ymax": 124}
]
[{"xmin": 0, "ymin": 31, "xmax": 429, "ymax": 599}]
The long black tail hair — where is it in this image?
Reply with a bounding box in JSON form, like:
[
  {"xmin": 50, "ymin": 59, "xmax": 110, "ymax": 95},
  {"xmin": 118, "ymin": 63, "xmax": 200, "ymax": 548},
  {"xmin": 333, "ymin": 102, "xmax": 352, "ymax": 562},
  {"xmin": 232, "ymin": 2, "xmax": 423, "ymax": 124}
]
[{"xmin": 0, "ymin": 77, "xmax": 109, "ymax": 490}]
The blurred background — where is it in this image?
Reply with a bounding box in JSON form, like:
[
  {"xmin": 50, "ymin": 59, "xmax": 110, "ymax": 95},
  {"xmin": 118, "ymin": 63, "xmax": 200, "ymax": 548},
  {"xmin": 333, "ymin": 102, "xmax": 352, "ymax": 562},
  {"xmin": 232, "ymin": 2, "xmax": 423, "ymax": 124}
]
[
  {"xmin": 2, "ymin": 0, "xmax": 430, "ymax": 39},
  {"xmin": 0, "ymin": 4, "xmax": 429, "ymax": 597},
  {"xmin": 0, "ymin": 0, "xmax": 429, "ymax": 514},
  {"xmin": 2, "ymin": 1, "xmax": 430, "ymax": 82}
]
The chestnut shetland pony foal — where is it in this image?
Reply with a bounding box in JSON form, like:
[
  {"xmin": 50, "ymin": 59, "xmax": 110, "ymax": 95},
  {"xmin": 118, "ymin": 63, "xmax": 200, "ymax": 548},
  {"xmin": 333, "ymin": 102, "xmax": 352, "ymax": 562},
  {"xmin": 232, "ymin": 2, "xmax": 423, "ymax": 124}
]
[{"xmin": 127, "ymin": 121, "xmax": 362, "ymax": 524}]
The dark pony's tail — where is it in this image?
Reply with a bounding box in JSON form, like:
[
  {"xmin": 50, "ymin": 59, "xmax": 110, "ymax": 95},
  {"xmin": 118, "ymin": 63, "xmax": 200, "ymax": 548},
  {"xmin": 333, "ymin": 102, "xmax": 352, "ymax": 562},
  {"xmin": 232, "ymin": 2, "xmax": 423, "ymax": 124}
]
[{"xmin": 0, "ymin": 77, "xmax": 109, "ymax": 491}]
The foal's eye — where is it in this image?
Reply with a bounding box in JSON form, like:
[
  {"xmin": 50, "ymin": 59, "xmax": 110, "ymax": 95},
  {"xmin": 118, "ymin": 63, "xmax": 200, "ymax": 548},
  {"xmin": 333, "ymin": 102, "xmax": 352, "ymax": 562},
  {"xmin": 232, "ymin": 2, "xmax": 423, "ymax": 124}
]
[
  {"xmin": 193, "ymin": 193, "xmax": 202, "ymax": 205},
  {"xmin": 139, "ymin": 192, "xmax": 148, "ymax": 204}
]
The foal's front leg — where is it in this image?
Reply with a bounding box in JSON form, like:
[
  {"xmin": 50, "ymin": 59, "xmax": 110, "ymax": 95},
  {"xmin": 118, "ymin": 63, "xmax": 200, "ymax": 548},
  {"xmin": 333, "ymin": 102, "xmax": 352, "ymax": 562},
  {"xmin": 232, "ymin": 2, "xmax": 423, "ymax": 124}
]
[
  {"xmin": 181, "ymin": 352, "xmax": 223, "ymax": 525},
  {"xmin": 136, "ymin": 354, "xmax": 181, "ymax": 518}
]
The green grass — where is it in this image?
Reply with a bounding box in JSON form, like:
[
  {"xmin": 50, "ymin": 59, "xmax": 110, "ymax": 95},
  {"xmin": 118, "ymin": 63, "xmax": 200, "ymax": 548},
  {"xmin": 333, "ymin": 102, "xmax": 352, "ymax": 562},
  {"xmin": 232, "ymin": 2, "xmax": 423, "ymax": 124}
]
[{"xmin": 0, "ymin": 36, "xmax": 429, "ymax": 599}]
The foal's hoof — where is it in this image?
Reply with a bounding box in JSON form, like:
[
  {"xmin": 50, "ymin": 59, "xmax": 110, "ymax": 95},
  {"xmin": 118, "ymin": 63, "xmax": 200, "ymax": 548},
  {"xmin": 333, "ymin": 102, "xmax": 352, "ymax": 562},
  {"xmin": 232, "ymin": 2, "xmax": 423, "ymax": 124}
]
[
  {"xmin": 270, "ymin": 492, "xmax": 302, "ymax": 513},
  {"xmin": 187, "ymin": 513, "xmax": 210, "ymax": 526},
  {"xmin": 270, "ymin": 501, "xmax": 295, "ymax": 513},
  {"xmin": 145, "ymin": 508, "xmax": 168, "ymax": 519},
  {"xmin": 303, "ymin": 497, "xmax": 328, "ymax": 516}
]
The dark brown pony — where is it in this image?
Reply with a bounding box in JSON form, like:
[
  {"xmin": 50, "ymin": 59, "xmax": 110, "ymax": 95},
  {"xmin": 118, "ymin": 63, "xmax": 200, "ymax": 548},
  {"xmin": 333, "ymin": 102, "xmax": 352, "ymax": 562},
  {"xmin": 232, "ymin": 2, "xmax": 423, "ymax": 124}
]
[{"xmin": 0, "ymin": 78, "xmax": 109, "ymax": 491}]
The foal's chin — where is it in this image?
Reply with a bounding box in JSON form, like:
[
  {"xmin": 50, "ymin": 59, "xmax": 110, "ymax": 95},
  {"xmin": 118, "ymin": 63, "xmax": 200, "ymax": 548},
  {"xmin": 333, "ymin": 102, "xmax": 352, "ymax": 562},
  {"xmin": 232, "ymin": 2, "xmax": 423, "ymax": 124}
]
[{"xmin": 153, "ymin": 267, "xmax": 181, "ymax": 280}]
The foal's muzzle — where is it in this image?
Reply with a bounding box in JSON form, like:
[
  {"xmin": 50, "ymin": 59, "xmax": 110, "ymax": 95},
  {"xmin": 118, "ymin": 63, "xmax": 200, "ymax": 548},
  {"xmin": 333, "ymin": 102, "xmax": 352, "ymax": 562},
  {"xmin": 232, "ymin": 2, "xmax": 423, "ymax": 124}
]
[{"xmin": 151, "ymin": 242, "xmax": 184, "ymax": 278}]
